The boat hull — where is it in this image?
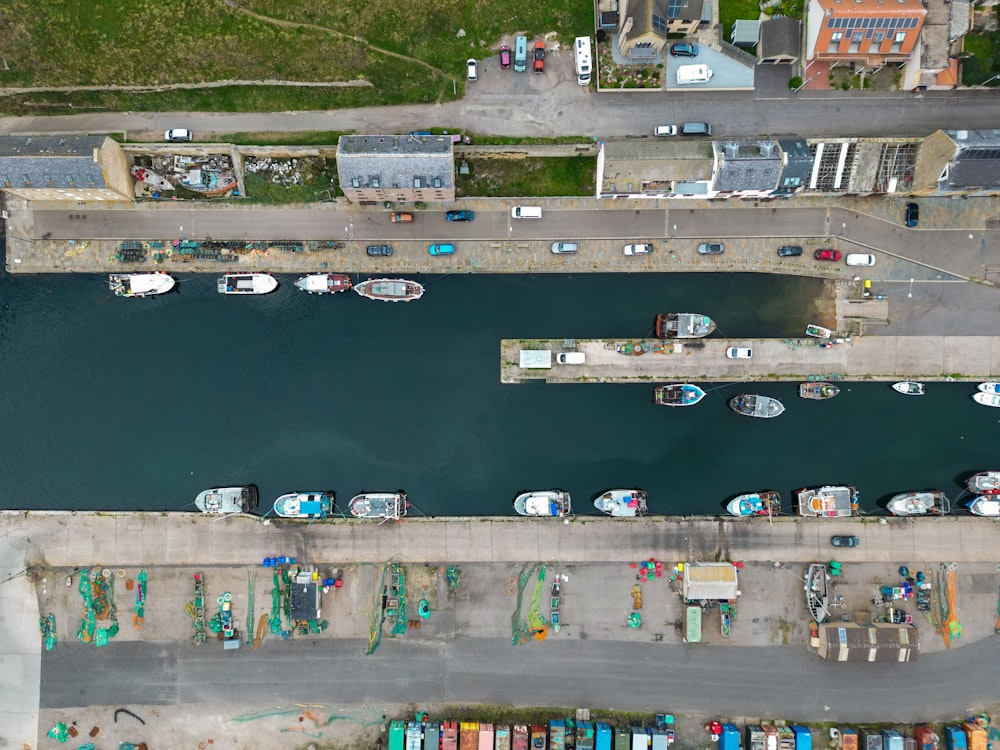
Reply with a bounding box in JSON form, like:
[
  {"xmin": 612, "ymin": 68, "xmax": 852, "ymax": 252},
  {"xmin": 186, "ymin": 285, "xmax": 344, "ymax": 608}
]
[
  {"xmin": 886, "ymin": 490, "xmax": 949, "ymax": 516},
  {"xmin": 348, "ymin": 492, "xmax": 408, "ymax": 520},
  {"xmin": 977, "ymin": 382, "xmax": 1000, "ymax": 394},
  {"xmin": 729, "ymin": 394, "xmax": 785, "ymax": 418},
  {"xmin": 726, "ymin": 490, "xmax": 781, "ymax": 517},
  {"xmin": 109, "ymin": 272, "xmax": 176, "ymax": 297},
  {"xmin": 295, "ymin": 273, "xmax": 353, "ymax": 295},
  {"xmin": 272, "ymin": 491, "xmax": 334, "ymax": 519},
  {"xmin": 654, "ymin": 313, "xmax": 716, "ymax": 339},
  {"xmin": 194, "ymin": 486, "xmax": 259, "ymax": 515},
  {"xmin": 973, "ymin": 392, "xmax": 1000, "ymax": 408},
  {"xmin": 806, "ymin": 563, "xmax": 829, "ymax": 623},
  {"xmin": 654, "ymin": 384, "xmax": 706, "ymax": 407},
  {"xmin": 967, "ymin": 471, "xmax": 1000, "ymax": 494},
  {"xmin": 805, "ymin": 324, "xmax": 832, "ymax": 339},
  {"xmin": 892, "ymin": 381, "xmax": 925, "ymax": 395},
  {"xmin": 513, "ymin": 490, "xmax": 572, "ymax": 517},
  {"xmin": 968, "ymin": 496, "xmax": 1000, "ymax": 516},
  {"xmin": 593, "ymin": 489, "xmax": 648, "ymax": 517},
  {"xmin": 354, "ymin": 278, "xmax": 425, "ymax": 302},
  {"xmin": 218, "ymin": 273, "xmax": 278, "ymax": 295}
]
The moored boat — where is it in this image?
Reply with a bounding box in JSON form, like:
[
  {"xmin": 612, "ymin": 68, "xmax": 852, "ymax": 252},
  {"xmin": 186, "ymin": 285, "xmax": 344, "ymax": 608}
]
[
  {"xmin": 886, "ymin": 490, "xmax": 950, "ymax": 516},
  {"xmin": 973, "ymin": 392, "xmax": 1000, "ymax": 408},
  {"xmin": 654, "ymin": 383, "xmax": 706, "ymax": 407},
  {"xmin": 805, "ymin": 324, "xmax": 833, "ymax": 339},
  {"xmin": 977, "ymin": 382, "xmax": 1000, "ymax": 394},
  {"xmin": 805, "ymin": 563, "xmax": 829, "ymax": 623},
  {"xmin": 295, "ymin": 273, "xmax": 353, "ymax": 295},
  {"xmin": 109, "ymin": 272, "xmax": 176, "ymax": 297},
  {"xmin": 967, "ymin": 471, "xmax": 1000, "ymax": 494},
  {"xmin": 194, "ymin": 486, "xmax": 259, "ymax": 515},
  {"xmin": 796, "ymin": 485, "xmax": 859, "ymax": 517},
  {"xmin": 967, "ymin": 496, "xmax": 1000, "ymax": 517},
  {"xmin": 654, "ymin": 313, "xmax": 716, "ymax": 339},
  {"xmin": 217, "ymin": 272, "xmax": 278, "ymax": 295},
  {"xmin": 799, "ymin": 382, "xmax": 840, "ymax": 400},
  {"xmin": 513, "ymin": 490, "xmax": 572, "ymax": 517},
  {"xmin": 348, "ymin": 491, "xmax": 408, "ymax": 520},
  {"xmin": 728, "ymin": 393, "xmax": 785, "ymax": 418},
  {"xmin": 892, "ymin": 381, "xmax": 925, "ymax": 396},
  {"xmin": 354, "ymin": 278, "xmax": 425, "ymax": 302},
  {"xmin": 726, "ymin": 490, "xmax": 781, "ymax": 517},
  {"xmin": 594, "ymin": 489, "xmax": 648, "ymax": 517},
  {"xmin": 272, "ymin": 491, "xmax": 334, "ymax": 519}
]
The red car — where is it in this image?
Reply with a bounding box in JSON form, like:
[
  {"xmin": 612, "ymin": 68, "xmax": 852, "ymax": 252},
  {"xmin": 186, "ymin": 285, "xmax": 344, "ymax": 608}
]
[
  {"xmin": 814, "ymin": 248, "xmax": 842, "ymax": 261},
  {"xmin": 499, "ymin": 46, "xmax": 511, "ymax": 70},
  {"xmin": 533, "ymin": 41, "xmax": 546, "ymax": 73}
]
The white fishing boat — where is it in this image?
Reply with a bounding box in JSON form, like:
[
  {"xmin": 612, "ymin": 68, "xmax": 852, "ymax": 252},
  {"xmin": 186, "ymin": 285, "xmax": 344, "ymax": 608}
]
[
  {"xmin": 726, "ymin": 490, "xmax": 781, "ymax": 517},
  {"xmin": 294, "ymin": 273, "xmax": 352, "ymax": 295},
  {"xmin": 977, "ymin": 382, "xmax": 1000, "ymax": 394},
  {"xmin": 593, "ymin": 489, "xmax": 648, "ymax": 517},
  {"xmin": 967, "ymin": 471, "xmax": 1000, "ymax": 494},
  {"xmin": 973, "ymin": 392, "xmax": 1000, "ymax": 408},
  {"xmin": 886, "ymin": 490, "xmax": 949, "ymax": 516},
  {"xmin": 805, "ymin": 563, "xmax": 830, "ymax": 622},
  {"xmin": 194, "ymin": 486, "xmax": 259, "ymax": 515},
  {"xmin": 513, "ymin": 490, "xmax": 572, "ymax": 517},
  {"xmin": 728, "ymin": 394, "xmax": 785, "ymax": 418},
  {"xmin": 805, "ymin": 324, "xmax": 833, "ymax": 339},
  {"xmin": 892, "ymin": 381, "xmax": 925, "ymax": 396},
  {"xmin": 272, "ymin": 491, "xmax": 334, "ymax": 519},
  {"xmin": 347, "ymin": 491, "xmax": 408, "ymax": 520},
  {"xmin": 354, "ymin": 278, "xmax": 424, "ymax": 302},
  {"xmin": 967, "ymin": 496, "xmax": 1000, "ymax": 517},
  {"xmin": 217, "ymin": 273, "xmax": 278, "ymax": 295},
  {"xmin": 796, "ymin": 485, "xmax": 860, "ymax": 518},
  {"xmin": 654, "ymin": 384, "xmax": 706, "ymax": 407},
  {"xmin": 108, "ymin": 272, "xmax": 176, "ymax": 297}
]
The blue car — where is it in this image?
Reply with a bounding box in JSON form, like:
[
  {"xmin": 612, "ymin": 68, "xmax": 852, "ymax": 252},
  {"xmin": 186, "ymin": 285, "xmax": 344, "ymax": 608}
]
[
  {"xmin": 429, "ymin": 243, "xmax": 455, "ymax": 256},
  {"xmin": 445, "ymin": 210, "xmax": 474, "ymax": 222}
]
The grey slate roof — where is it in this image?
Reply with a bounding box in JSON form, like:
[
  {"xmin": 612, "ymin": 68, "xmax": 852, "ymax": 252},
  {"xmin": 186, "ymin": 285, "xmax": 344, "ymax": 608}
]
[
  {"xmin": 776, "ymin": 138, "xmax": 814, "ymax": 193},
  {"xmin": 714, "ymin": 140, "xmax": 783, "ymax": 192},
  {"xmin": 621, "ymin": 0, "xmax": 704, "ymax": 42},
  {"xmin": 337, "ymin": 134, "xmax": 453, "ymax": 191},
  {"xmin": 758, "ymin": 16, "xmax": 801, "ymax": 59},
  {"xmin": 0, "ymin": 134, "xmax": 109, "ymax": 190},
  {"xmin": 944, "ymin": 129, "xmax": 1000, "ymax": 189}
]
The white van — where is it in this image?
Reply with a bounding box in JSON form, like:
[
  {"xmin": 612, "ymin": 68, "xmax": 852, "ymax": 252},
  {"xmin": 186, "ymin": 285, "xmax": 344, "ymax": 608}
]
[
  {"xmin": 511, "ymin": 206, "xmax": 542, "ymax": 219},
  {"xmin": 846, "ymin": 253, "xmax": 876, "ymax": 266},
  {"xmin": 676, "ymin": 64, "xmax": 713, "ymax": 85},
  {"xmin": 556, "ymin": 352, "xmax": 585, "ymax": 364}
]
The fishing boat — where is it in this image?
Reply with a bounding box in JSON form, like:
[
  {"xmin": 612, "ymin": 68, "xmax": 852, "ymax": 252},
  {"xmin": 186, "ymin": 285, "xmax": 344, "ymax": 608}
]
[
  {"xmin": 977, "ymin": 382, "xmax": 1000, "ymax": 394},
  {"xmin": 130, "ymin": 166, "xmax": 174, "ymax": 192},
  {"xmin": 805, "ymin": 324, "xmax": 833, "ymax": 339},
  {"xmin": 967, "ymin": 471, "xmax": 1000, "ymax": 494},
  {"xmin": 354, "ymin": 278, "xmax": 425, "ymax": 302},
  {"xmin": 796, "ymin": 485, "xmax": 860, "ymax": 517},
  {"xmin": 973, "ymin": 392, "xmax": 1000, "ymax": 408},
  {"xmin": 799, "ymin": 382, "xmax": 840, "ymax": 400},
  {"xmin": 805, "ymin": 563, "xmax": 829, "ymax": 623},
  {"xmin": 513, "ymin": 490, "xmax": 572, "ymax": 517},
  {"xmin": 217, "ymin": 272, "xmax": 278, "ymax": 295},
  {"xmin": 108, "ymin": 272, "xmax": 176, "ymax": 297},
  {"xmin": 654, "ymin": 383, "xmax": 706, "ymax": 407},
  {"xmin": 726, "ymin": 490, "xmax": 781, "ymax": 517},
  {"xmin": 654, "ymin": 313, "xmax": 716, "ymax": 339},
  {"xmin": 967, "ymin": 496, "xmax": 1000, "ymax": 517},
  {"xmin": 272, "ymin": 491, "xmax": 334, "ymax": 519},
  {"xmin": 593, "ymin": 489, "xmax": 648, "ymax": 517},
  {"xmin": 892, "ymin": 381, "xmax": 925, "ymax": 396},
  {"xmin": 347, "ymin": 491, "xmax": 408, "ymax": 520},
  {"xmin": 886, "ymin": 490, "xmax": 950, "ymax": 516},
  {"xmin": 728, "ymin": 394, "xmax": 785, "ymax": 419},
  {"xmin": 194, "ymin": 486, "xmax": 259, "ymax": 515},
  {"xmin": 294, "ymin": 273, "xmax": 353, "ymax": 295}
]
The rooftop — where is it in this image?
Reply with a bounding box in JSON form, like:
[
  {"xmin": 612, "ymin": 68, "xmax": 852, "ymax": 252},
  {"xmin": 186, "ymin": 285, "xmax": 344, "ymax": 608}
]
[
  {"xmin": 0, "ymin": 134, "xmax": 110, "ymax": 191},
  {"xmin": 337, "ymin": 134, "xmax": 454, "ymax": 191},
  {"xmin": 714, "ymin": 140, "xmax": 783, "ymax": 192}
]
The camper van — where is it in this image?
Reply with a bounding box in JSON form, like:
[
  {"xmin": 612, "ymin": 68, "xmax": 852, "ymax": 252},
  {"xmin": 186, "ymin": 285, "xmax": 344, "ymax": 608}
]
[
  {"xmin": 514, "ymin": 36, "xmax": 528, "ymax": 72},
  {"xmin": 676, "ymin": 64, "xmax": 713, "ymax": 84}
]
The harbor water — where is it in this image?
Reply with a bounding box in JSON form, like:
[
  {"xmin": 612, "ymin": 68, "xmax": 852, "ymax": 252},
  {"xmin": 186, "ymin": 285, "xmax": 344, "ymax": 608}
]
[{"xmin": 0, "ymin": 271, "xmax": 995, "ymax": 515}]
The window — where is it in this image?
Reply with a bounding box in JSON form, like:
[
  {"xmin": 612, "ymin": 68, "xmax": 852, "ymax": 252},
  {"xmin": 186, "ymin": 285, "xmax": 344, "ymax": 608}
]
[
  {"xmin": 894, "ymin": 31, "xmax": 906, "ymax": 42},
  {"xmin": 831, "ymin": 31, "xmax": 843, "ymax": 43},
  {"xmin": 873, "ymin": 31, "xmax": 884, "ymax": 42},
  {"xmin": 853, "ymin": 31, "xmax": 863, "ymax": 41},
  {"xmin": 652, "ymin": 13, "xmax": 666, "ymax": 32}
]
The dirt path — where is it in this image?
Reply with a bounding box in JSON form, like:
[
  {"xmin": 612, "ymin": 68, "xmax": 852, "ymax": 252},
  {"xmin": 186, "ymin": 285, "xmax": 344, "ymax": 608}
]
[{"xmin": 0, "ymin": 80, "xmax": 372, "ymax": 96}]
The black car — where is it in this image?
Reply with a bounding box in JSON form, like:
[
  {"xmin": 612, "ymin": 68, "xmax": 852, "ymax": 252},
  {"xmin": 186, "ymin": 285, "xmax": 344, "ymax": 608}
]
[
  {"xmin": 669, "ymin": 43, "xmax": 698, "ymax": 57},
  {"xmin": 366, "ymin": 244, "xmax": 393, "ymax": 257},
  {"xmin": 445, "ymin": 210, "xmax": 474, "ymax": 222},
  {"xmin": 777, "ymin": 245, "xmax": 803, "ymax": 257},
  {"xmin": 905, "ymin": 202, "xmax": 919, "ymax": 227},
  {"xmin": 831, "ymin": 535, "xmax": 859, "ymax": 548}
]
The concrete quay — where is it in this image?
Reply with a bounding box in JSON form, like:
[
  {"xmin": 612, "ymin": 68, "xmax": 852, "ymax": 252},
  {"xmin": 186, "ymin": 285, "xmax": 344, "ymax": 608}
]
[{"xmin": 501, "ymin": 336, "xmax": 1000, "ymax": 383}]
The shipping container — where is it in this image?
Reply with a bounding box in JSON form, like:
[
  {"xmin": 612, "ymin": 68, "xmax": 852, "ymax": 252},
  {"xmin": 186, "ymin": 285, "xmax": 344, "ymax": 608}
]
[
  {"xmin": 762, "ymin": 725, "xmax": 779, "ymax": 750},
  {"xmin": 497, "ymin": 726, "xmax": 512, "ymax": 750},
  {"xmin": 842, "ymin": 730, "xmax": 859, "ymax": 750},
  {"xmin": 615, "ymin": 727, "xmax": 631, "ymax": 750},
  {"xmin": 720, "ymin": 725, "xmax": 742, "ymax": 750},
  {"xmin": 944, "ymin": 728, "xmax": 966, "ymax": 750},
  {"xmin": 531, "ymin": 725, "xmax": 548, "ymax": 750},
  {"xmin": 406, "ymin": 722, "xmax": 423, "ymax": 750},
  {"xmin": 882, "ymin": 729, "xmax": 904, "ymax": 750},
  {"xmin": 389, "ymin": 722, "xmax": 406, "ymax": 750},
  {"xmin": 632, "ymin": 728, "xmax": 650, "ymax": 750},
  {"xmin": 864, "ymin": 732, "xmax": 883, "ymax": 750},
  {"xmin": 748, "ymin": 726, "xmax": 766, "ymax": 750},
  {"xmin": 650, "ymin": 728, "xmax": 668, "ymax": 750},
  {"xmin": 791, "ymin": 727, "xmax": 812, "ymax": 750},
  {"xmin": 443, "ymin": 722, "xmax": 460, "ymax": 750},
  {"xmin": 578, "ymin": 722, "xmax": 595, "ymax": 750},
  {"xmin": 480, "ymin": 724, "xmax": 495, "ymax": 750},
  {"xmin": 461, "ymin": 723, "xmax": 480, "ymax": 750},
  {"xmin": 961, "ymin": 723, "xmax": 986, "ymax": 750},
  {"xmin": 513, "ymin": 727, "xmax": 529, "ymax": 750},
  {"xmin": 426, "ymin": 724, "xmax": 441, "ymax": 750},
  {"xmin": 596, "ymin": 724, "xmax": 613, "ymax": 750},
  {"xmin": 914, "ymin": 726, "xmax": 939, "ymax": 750},
  {"xmin": 778, "ymin": 726, "xmax": 795, "ymax": 750},
  {"xmin": 550, "ymin": 721, "xmax": 566, "ymax": 750}
]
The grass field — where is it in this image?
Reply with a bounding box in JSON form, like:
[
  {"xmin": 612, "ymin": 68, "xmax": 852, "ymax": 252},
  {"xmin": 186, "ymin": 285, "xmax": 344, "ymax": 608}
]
[
  {"xmin": 0, "ymin": 0, "xmax": 591, "ymax": 113},
  {"xmin": 456, "ymin": 156, "xmax": 596, "ymax": 197},
  {"xmin": 961, "ymin": 30, "xmax": 1000, "ymax": 86}
]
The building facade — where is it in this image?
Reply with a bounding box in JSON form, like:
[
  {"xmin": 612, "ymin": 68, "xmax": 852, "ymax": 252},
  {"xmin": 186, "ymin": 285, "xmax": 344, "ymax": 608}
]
[{"xmin": 336, "ymin": 134, "xmax": 455, "ymax": 204}]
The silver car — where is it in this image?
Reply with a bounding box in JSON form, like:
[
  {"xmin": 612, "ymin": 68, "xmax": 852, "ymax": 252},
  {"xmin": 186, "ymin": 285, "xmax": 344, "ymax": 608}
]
[
  {"xmin": 551, "ymin": 242, "xmax": 578, "ymax": 254},
  {"xmin": 698, "ymin": 242, "xmax": 724, "ymax": 255}
]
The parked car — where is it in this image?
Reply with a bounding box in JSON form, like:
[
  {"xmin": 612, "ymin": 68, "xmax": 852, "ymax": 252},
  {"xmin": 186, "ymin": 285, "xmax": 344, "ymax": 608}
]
[
  {"xmin": 533, "ymin": 41, "xmax": 546, "ymax": 73},
  {"xmin": 466, "ymin": 58, "xmax": 478, "ymax": 81},
  {"xmin": 366, "ymin": 244, "xmax": 393, "ymax": 257},
  {"xmin": 726, "ymin": 347, "xmax": 753, "ymax": 359},
  {"xmin": 905, "ymin": 202, "xmax": 919, "ymax": 227},
  {"xmin": 831, "ymin": 535, "xmax": 860, "ymax": 548},
  {"xmin": 390, "ymin": 212, "xmax": 414, "ymax": 224},
  {"xmin": 698, "ymin": 242, "xmax": 724, "ymax": 255},
  {"xmin": 669, "ymin": 43, "xmax": 699, "ymax": 57},
  {"xmin": 445, "ymin": 210, "xmax": 474, "ymax": 222},
  {"xmin": 623, "ymin": 244, "xmax": 652, "ymax": 256},
  {"xmin": 164, "ymin": 128, "xmax": 192, "ymax": 143},
  {"xmin": 814, "ymin": 248, "xmax": 842, "ymax": 261},
  {"xmin": 551, "ymin": 242, "xmax": 579, "ymax": 254},
  {"xmin": 846, "ymin": 253, "xmax": 876, "ymax": 266},
  {"xmin": 499, "ymin": 46, "xmax": 512, "ymax": 70},
  {"xmin": 428, "ymin": 243, "xmax": 454, "ymax": 256},
  {"xmin": 777, "ymin": 245, "xmax": 803, "ymax": 257},
  {"xmin": 654, "ymin": 125, "xmax": 677, "ymax": 136}
]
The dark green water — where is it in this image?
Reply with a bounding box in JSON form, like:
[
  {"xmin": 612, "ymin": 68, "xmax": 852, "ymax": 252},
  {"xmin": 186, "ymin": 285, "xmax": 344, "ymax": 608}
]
[{"xmin": 0, "ymin": 272, "xmax": 994, "ymax": 515}]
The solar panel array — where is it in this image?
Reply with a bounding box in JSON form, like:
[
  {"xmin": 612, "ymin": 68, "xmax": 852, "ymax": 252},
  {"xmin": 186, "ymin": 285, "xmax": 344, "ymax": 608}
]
[
  {"xmin": 826, "ymin": 16, "xmax": 919, "ymax": 29},
  {"xmin": 665, "ymin": 0, "xmax": 684, "ymax": 16},
  {"xmin": 964, "ymin": 148, "xmax": 1000, "ymax": 161}
]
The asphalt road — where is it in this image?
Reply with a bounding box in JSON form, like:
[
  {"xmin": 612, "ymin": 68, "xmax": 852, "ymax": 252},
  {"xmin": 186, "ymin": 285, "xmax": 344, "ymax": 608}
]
[{"xmin": 40, "ymin": 636, "xmax": 1000, "ymax": 721}]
